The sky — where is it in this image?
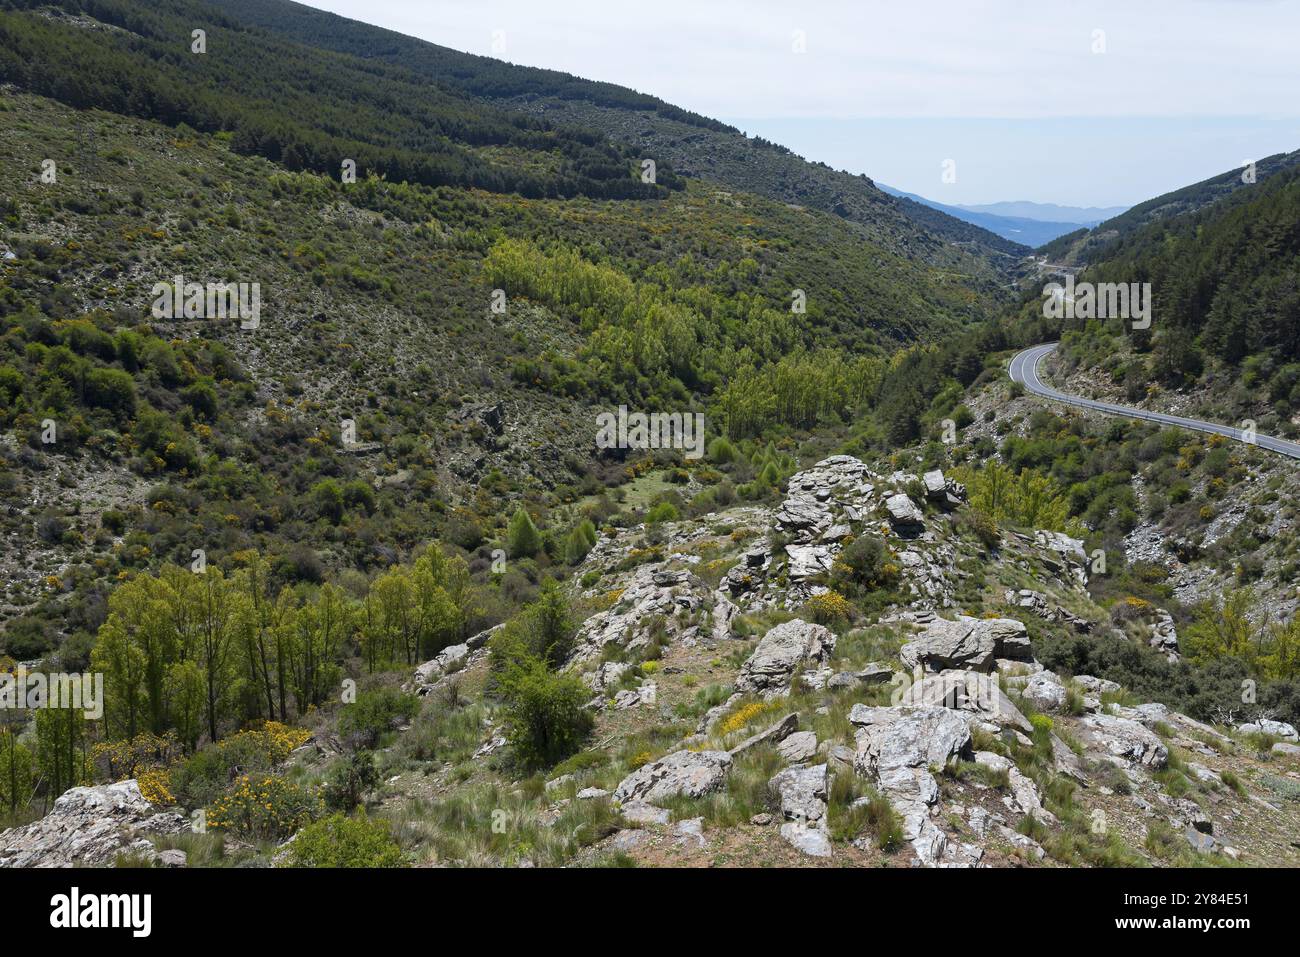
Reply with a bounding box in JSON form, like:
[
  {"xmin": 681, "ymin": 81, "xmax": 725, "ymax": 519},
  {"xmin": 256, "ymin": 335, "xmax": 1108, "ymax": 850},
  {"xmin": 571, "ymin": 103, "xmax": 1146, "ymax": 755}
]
[{"xmin": 302, "ymin": 0, "xmax": 1300, "ymax": 208}]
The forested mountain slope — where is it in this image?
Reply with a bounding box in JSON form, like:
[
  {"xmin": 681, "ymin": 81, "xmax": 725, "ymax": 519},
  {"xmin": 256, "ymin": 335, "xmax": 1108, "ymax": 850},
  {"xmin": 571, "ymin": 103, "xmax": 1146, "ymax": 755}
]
[
  {"xmin": 0, "ymin": 0, "xmax": 683, "ymax": 199},
  {"xmin": 1020, "ymin": 158, "xmax": 1300, "ymax": 436},
  {"xmin": 1038, "ymin": 149, "xmax": 1300, "ymax": 264},
  {"xmin": 209, "ymin": 0, "xmax": 1028, "ymax": 278},
  {"xmin": 0, "ymin": 70, "xmax": 1000, "ymax": 645}
]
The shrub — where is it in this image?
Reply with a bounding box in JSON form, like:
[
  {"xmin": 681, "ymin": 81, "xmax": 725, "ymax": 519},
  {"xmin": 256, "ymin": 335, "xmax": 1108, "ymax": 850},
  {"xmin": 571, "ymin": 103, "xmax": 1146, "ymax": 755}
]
[
  {"xmin": 498, "ymin": 656, "xmax": 593, "ymax": 771},
  {"xmin": 84, "ymin": 367, "xmax": 136, "ymax": 415},
  {"xmin": 338, "ymin": 689, "xmax": 419, "ymax": 749},
  {"xmin": 489, "ymin": 582, "xmax": 576, "ymax": 671},
  {"xmin": 563, "ymin": 519, "xmax": 599, "ymax": 565},
  {"xmin": 207, "ymin": 774, "xmax": 321, "ymax": 841},
  {"xmin": 170, "ymin": 722, "xmax": 311, "ymax": 808},
  {"xmin": 280, "ymin": 812, "xmax": 405, "ymax": 868},
  {"xmin": 137, "ymin": 769, "xmax": 175, "ymax": 807},
  {"xmin": 311, "ymin": 479, "xmax": 345, "ymax": 524},
  {"xmin": 645, "ymin": 501, "xmax": 679, "ymax": 524},
  {"xmin": 506, "ymin": 507, "xmax": 543, "ymax": 559},
  {"xmin": 803, "ymin": 590, "xmax": 852, "ymax": 626},
  {"xmin": 324, "ymin": 750, "xmax": 380, "ymax": 811},
  {"xmin": 834, "ymin": 534, "xmax": 899, "ymax": 591}
]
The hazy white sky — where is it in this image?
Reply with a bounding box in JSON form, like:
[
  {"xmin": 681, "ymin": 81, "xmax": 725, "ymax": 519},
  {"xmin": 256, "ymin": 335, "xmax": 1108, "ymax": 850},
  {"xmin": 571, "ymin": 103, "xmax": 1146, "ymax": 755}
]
[{"xmin": 303, "ymin": 0, "xmax": 1300, "ymax": 206}]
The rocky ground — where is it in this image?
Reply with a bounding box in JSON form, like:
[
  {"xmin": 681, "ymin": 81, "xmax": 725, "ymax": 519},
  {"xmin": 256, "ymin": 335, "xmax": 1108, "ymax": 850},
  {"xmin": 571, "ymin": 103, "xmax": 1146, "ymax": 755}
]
[{"xmin": 8, "ymin": 454, "xmax": 1298, "ymax": 868}]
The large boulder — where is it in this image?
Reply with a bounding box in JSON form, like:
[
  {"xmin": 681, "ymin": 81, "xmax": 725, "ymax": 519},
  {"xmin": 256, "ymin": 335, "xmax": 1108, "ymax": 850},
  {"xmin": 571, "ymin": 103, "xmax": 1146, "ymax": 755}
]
[
  {"xmin": 769, "ymin": 763, "xmax": 831, "ymax": 858},
  {"xmin": 900, "ymin": 616, "xmax": 1030, "ymax": 673},
  {"xmin": 1074, "ymin": 675, "xmax": 1120, "ymax": 695},
  {"xmin": 777, "ymin": 731, "xmax": 819, "ymax": 764},
  {"xmin": 1237, "ymin": 719, "xmax": 1299, "ymax": 741},
  {"xmin": 900, "ymin": 618, "xmax": 993, "ymax": 673},
  {"xmin": 1020, "ymin": 671, "xmax": 1069, "ymax": 714},
  {"xmin": 0, "ymin": 780, "xmax": 187, "ymax": 868},
  {"xmin": 897, "ymin": 670, "xmax": 1034, "ymax": 734},
  {"xmin": 922, "ymin": 469, "xmax": 966, "ymax": 509},
  {"xmin": 735, "ymin": 619, "xmax": 836, "ymax": 695},
  {"xmin": 885, "ymin": 492, "xmax": 924, "ymax": 528},
  {"xmin": 849, "ymin": 706, "xmax": 973, "ymax": 867},
  {"xmin": 850, "ymin": 705, "xmax": 972, "ymax": 782},
  {"xmin": 784, "ymin": 544, "xmax": 835, "ymax": 581},
  {"xmin": 614, "ymin": 750, "xmax": 732, "ymax": 806},
  {"xmin": 1078, "ymin": 713, "xmax": 1169, "ymax": 769},
  {"xmin": 769, "ymin": 763, "xmax": 828, "ymax": 825}
]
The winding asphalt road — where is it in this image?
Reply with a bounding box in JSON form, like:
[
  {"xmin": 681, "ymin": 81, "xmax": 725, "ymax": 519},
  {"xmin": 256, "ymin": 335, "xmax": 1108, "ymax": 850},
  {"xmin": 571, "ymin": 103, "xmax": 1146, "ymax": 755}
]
[{"xmin": 1008, "ymin": 343, "xmax": 1300, "ymax": 461}]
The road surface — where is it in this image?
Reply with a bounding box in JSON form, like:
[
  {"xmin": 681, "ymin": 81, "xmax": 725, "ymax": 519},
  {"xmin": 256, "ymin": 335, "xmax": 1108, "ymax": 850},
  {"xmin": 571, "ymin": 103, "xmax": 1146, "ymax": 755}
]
[{"xmin": 1008, "ymin": 343, "xmax": 1300, "ymax": 461}]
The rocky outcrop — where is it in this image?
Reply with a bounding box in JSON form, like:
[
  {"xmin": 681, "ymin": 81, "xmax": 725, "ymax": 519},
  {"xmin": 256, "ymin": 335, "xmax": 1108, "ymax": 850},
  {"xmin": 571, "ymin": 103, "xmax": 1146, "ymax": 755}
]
[
  {"xmin": 1149, "ymin": 611, "xmax": 1180, "ymax": 662},
  {"xmin": 1236, "ymin": 719, "xmax": 1298, "ymax": 741},
  {"xmin": 922, "ymin": 469, "xmax": 966, "ymax": 509},
  {"xmin": 1004, "ymin": 589, "xmax": 1092, "ymax": 632},
  {"xmin": 1078, "ymin": 712, "xmax": 1169, "ymax": 769},
  {"xmin": 898, "ymin": 670, "xmax": 1034, "ymax": 734},
  {"xmin": 775, "ymin": 456, "xmax": 876, "ymax": 545},
  {"xmin": 769, "ymin": 763, "xmax": 830, "ymax": 857},
  {"xmin": 409, "ymin": 624, "xmax": 497, "ymax": 695},
  {"xmin": 899, "ymin": 616, "xmax": 1029, "ymax": 674},
  {"xmin": 885, "ymin": 492, "xmax": 924, "ymax": 528},
  {"xmin": 1031, "ymin": 530, "xmax": 1089, "ymax": 586},
  {"xmin": 0, "ymin": 781, "xmax": 187, "ymax": 868},
  {"xmin": 614, "ymin": 750, "xmax": 732, "ymax": 806},
  {"xmin": 850, "ymin": 705, "xmax": 974, "ymax": 867},
  {"xmin": 573, "ymin": 564, "xmax": 712, "ymax": 661},
  {"xmin": 735, "ymin": 619, "xmax": 836, "ymax": 696}
]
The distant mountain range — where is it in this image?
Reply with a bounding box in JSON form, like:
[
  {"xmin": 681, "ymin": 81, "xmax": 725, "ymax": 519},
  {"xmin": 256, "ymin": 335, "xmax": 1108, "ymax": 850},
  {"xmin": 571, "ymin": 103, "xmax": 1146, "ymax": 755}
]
[
  {"xmin": 876, "ymin": 185, "xmax": 1128, "ymax": 248},
  {"xmin": 955, "ymin": 200, "xmax": 1129, "ymax": 224}
]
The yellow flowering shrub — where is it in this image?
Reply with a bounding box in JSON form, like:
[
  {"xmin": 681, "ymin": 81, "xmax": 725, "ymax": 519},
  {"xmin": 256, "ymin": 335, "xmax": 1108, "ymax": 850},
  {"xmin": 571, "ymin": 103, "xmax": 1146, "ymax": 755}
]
[
  {"xmin": 716, "ymin": 699, "xmax": 784, "ymax": 737},
  {"xmin": 221, "ymin": 721, "xmax": 312, "ymax": 767},
  {"xmin": 590, "ymin": 588, "xmax": 625, "ymax": 612},
  {"xmin": 207, "ymin": 774, "xmax": 321, "ymax": 841},
  {"xmin": 137, "ymin": 769, "xmax": 175, "ymax": 807},
  {"xmin": 804, "ymin": 590, "xmax": 852, "ymax": 625},
  {"xmin": 91, "ymin": 731, "xmax": 182, "ymax": 782}
]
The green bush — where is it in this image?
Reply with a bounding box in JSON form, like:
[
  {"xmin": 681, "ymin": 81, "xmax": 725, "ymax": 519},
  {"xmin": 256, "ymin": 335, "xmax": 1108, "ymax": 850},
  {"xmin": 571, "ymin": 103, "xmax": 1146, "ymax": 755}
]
[
  {"xmin": 645, "ymin": 501, "xmax": 679, "ymax": 524},
  {"xmin": 84, "ymin": 367, "xmax": 136, "ymax": 415},
  {"xmin": 563, "ymin": 519, "xmax": 598, "ymax": 565},
  {"xmin": 324, "ymin": 750, "xmax": 380, "ymax": 811},
  {"xmin": 489, "ymin": 582, "xmax": 576, "ymax": 671},
  {"xmin": 280, "ymin": 812, "xmax": 405, "ymax": 868},
  {"xmin": 498, "ymin": 656, "xmax": 593, "ymax": 771},
  {"xmin": 507, "ymin": 507, "xmax": 542, "ymax": 558},
  {"xmin": 338, "ymin": 689, "xmax": 419, "ymax": 749}
]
